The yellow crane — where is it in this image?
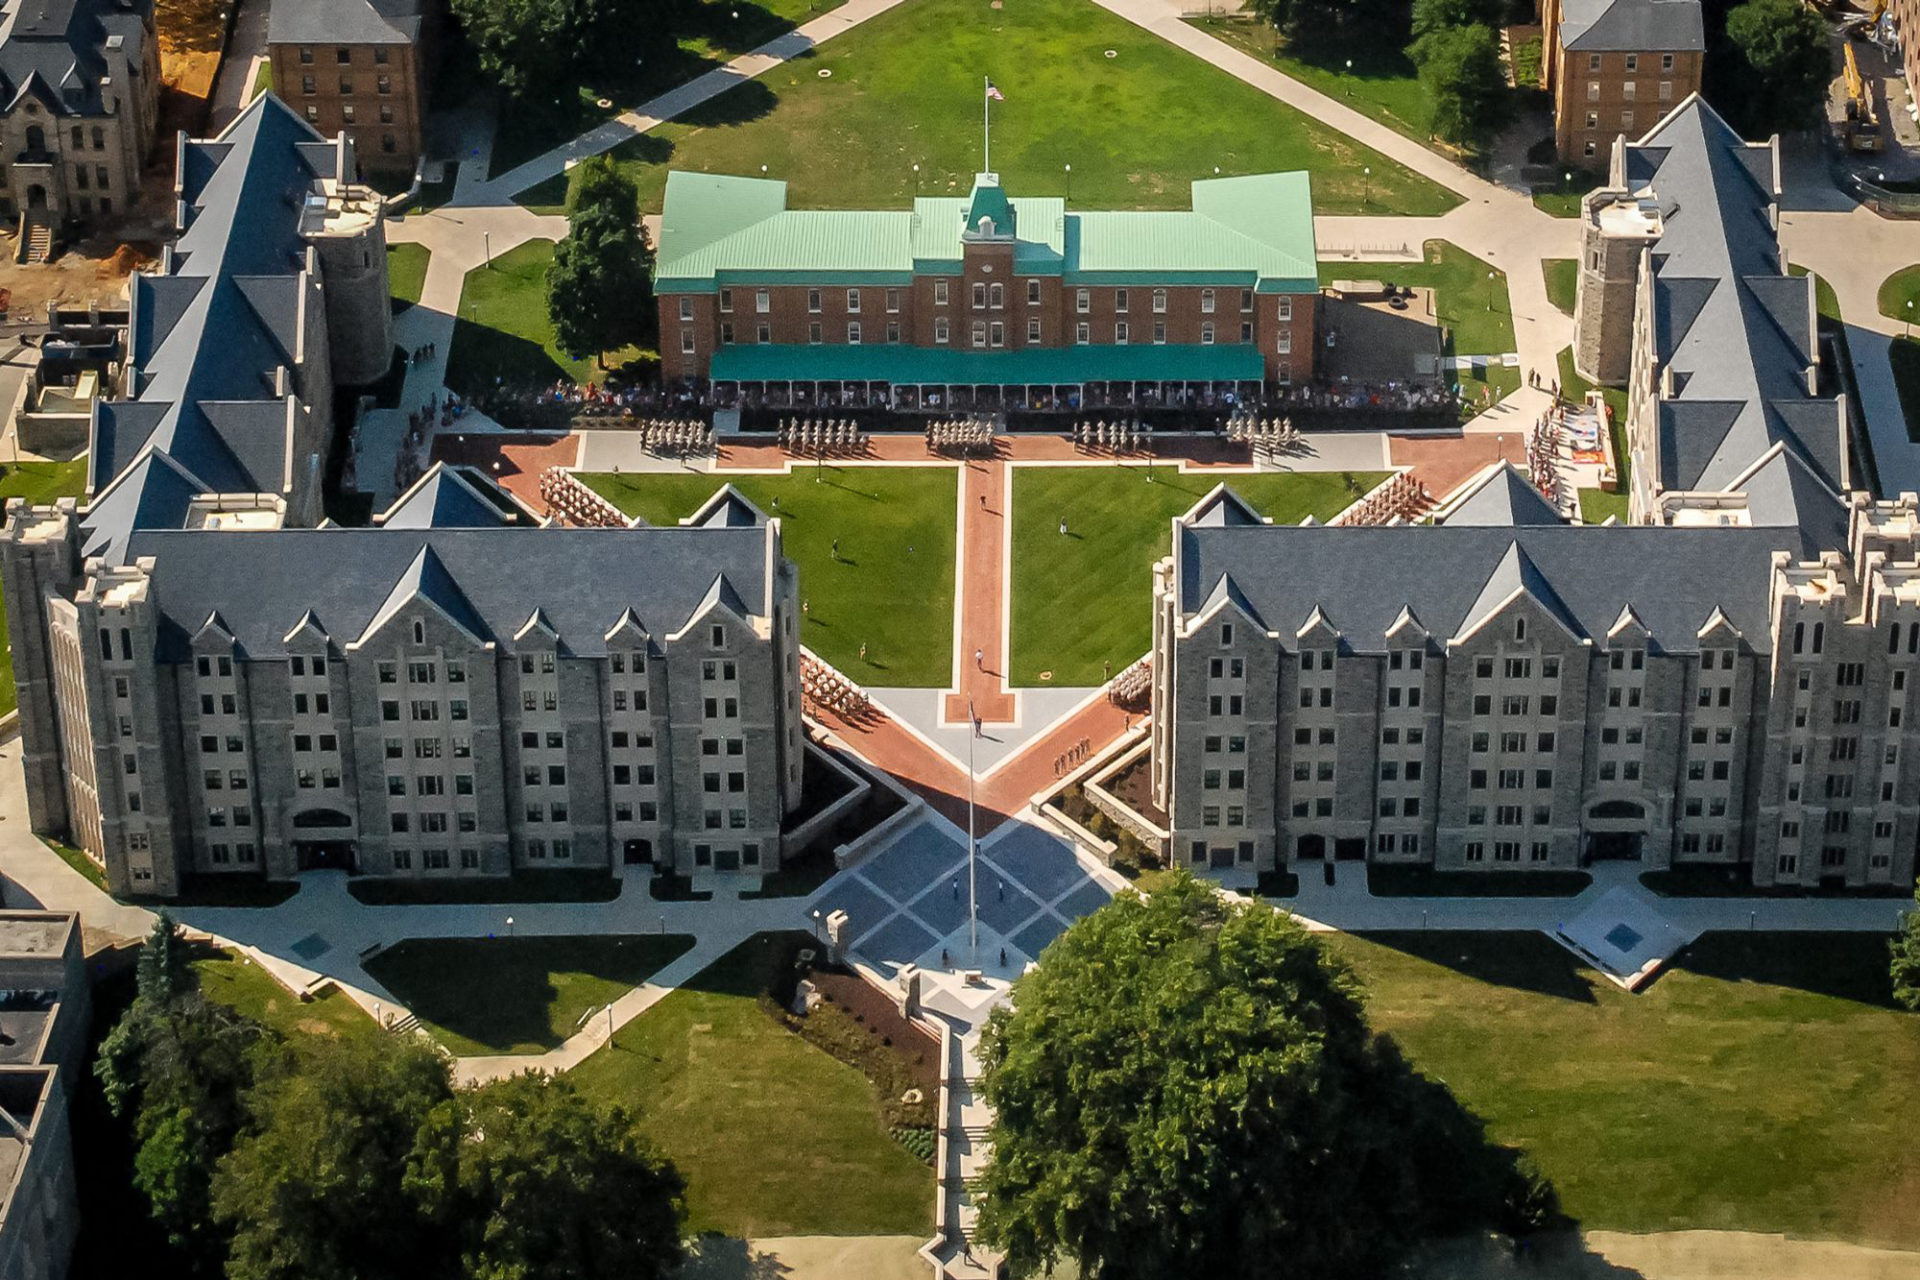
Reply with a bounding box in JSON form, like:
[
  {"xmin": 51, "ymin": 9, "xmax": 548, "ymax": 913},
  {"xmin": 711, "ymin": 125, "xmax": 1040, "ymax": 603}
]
[{"xmin": 1844, "ymin": 42, "xmax": 1885, "ymax": 152}]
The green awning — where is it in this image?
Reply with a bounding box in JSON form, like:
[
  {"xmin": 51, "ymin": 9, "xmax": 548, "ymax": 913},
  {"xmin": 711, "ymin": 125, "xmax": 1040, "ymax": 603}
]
[{"xmin": 707, "ymin": 343, "xmax": 1264, "ymax": 386}]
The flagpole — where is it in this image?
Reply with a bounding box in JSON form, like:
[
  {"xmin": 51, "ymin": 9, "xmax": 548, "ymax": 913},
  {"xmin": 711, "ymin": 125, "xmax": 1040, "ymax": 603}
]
[
  {"xmin": 968, "ymin": 697, "xmax": 978, "ymax": 961},
  {"xmin": 982, "ymin": 76, "xmax": 991, "ymax": 174}
]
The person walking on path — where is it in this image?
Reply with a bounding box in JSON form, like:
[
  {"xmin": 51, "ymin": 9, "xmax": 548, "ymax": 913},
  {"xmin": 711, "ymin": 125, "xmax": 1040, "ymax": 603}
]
[
  {"xmin": 975, "ymin": 647, "xmax": 984, "ymax": 670},
  {"xmin": 1059, "ymin": 517, "xmax": 1068, "ymax": 535}
]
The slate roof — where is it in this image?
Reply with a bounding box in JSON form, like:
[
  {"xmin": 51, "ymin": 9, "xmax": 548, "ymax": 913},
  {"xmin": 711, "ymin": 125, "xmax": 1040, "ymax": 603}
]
[
  {"xmin": 1437, "ymin": 464, "xmax": 1566, "ymax": 526},
  {"xmin": 0, "ymin": 0, "xmax": 152, "ymax": 119},
  {"xmin": 267, "ymin": 0, "xmax": 420, "ymax": 46},
  {"xmin": 1619, "ymin": 97, "xmax": 1846, "ymax": 531},
  {"xmin": 376, "ymin": 464, "xmax": 519, "ymax": 529},
  {"xmin": 656, "ymin": 171, "xmax": 1317, "ymax": 292},
  {"xmin": 1175, "ymin": 518, "xmax": 1815, "ymax": 654},
  {"xmin": 127, "ymin": 525, "xmax": 776, "ymax": 661},
  {"xmin": 1559, "ymin": 0, "xmax": 1702, "ymax": 51},
  {"xmin": 83, "ymin": 94, "xmax": 337, "ymax": 554}
]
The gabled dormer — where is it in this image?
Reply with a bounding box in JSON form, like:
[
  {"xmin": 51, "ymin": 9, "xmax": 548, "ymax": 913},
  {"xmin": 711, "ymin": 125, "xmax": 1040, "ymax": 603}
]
[
  {"xmin": 282, "ymin": 608, "xmax": 331, "ymax": 659},
  {"xmin": 514, "ymin": 607, "xmax": 562, "ymax": 656},
  {"xmin": 1455, "ymin": 542, "xmax": 1586, "ymax": 647},
  {"xmin": 604, "ymin": 608, "xmax": 651, "ymax": 653}
]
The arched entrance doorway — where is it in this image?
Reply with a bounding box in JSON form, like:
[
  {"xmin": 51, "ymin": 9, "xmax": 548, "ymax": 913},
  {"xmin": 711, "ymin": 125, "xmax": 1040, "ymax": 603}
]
[
  {"xmin": 25, "ymin": 185, "xmax": 46, "ymax": 210},
  {"xmin": 1583, "ymin": 798, "xmax": 1647, "ymax": 863},
  {"xmin": 1295, "ymin": 833, "xmax": 1327, "ymax": 860}
]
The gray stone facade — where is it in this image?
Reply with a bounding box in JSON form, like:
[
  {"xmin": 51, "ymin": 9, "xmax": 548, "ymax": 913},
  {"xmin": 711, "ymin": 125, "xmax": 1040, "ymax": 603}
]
[
  {"xmin": 0, "ymin": 912, "xmax": 86, "ymax": 1280},
  {"xmin": 1148, "ymin": 491, "xmax": 1920, "ymax": 889}
]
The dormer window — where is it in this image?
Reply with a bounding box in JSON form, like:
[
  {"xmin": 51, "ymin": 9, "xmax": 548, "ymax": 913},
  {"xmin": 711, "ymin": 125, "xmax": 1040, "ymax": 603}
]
[{"xmin": 977, "ymin": 216, "xmax": 995, "ymax": 235}]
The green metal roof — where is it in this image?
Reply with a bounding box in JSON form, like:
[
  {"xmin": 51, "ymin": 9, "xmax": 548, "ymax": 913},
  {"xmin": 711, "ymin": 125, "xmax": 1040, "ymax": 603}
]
[
  {"xmin": 963, "ymin": 174, "xmax": 1016, "ymax": 238},
  {"xmin": 656, "ymin": 170, "xmax": 1316, "ymax": 292},
  {"xmin": 707, "ymin": 343, "xmax": 1264, "ymax": 385}
]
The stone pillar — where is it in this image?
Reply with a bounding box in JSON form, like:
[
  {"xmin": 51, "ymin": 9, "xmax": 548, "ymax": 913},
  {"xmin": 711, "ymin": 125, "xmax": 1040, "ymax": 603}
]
[{"xmin": 825, "ymin": 909, "xmax": 850, "ymax": 966}]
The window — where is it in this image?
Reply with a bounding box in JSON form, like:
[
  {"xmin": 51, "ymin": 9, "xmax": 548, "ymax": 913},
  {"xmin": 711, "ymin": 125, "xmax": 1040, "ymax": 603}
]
[
  {"xmin": 305, "ymin": 104, "xmax": 320, "ymax": 122},
  {"xmin": 1277, "ymin": 330, "xmax": 1291, "ymax": 355},
  {"xmin": 1075, "ymin": 321, "xmax": 1090, "ymax": 344},
  {"xmin": 989, "ymin": 282, "xmax": 1004, "ymax": 309},
  {"xmin": 1625, "ymin": 53, "xmax": 1638, "ymax": 71},
  {"xmin": 989, "ymin": 321, "xmax": 1005, "ymax": 347},
  {"xmin": 972, "ymin": 282, "xmax": 987, "ymax": 309},
  {"xmin": 1114, "ymin": 288, "xmax": 1129, "ymax": 312},
  {"xmin": 886, "ymin": 288, "xmax": 900, "ymax": 313},
  {"xmin": 1201, "ymin": 322, "xmax": 1214, "ymax": 345},
  {"xmin": 377, "ymin": 74, "xmax": 391, "ymax": 94},
  {"xmin": 1027, "ymin": 279, "xmax": 1042, "ymax": 305},
  {"xmin": 1622, "ymin": 80, "xmax": 1637, "ymax": 101},
  {"xmin": 847, "ymin": 288, "xmax": 860, "ymax": 313},
  {"xmin": 1588, "ymin": 52, "xmax": 1602, "ymax": 72},
  {"xmin": 1276, "ymin": 296, "xmax": 1292, "ymax": 322},
  {"xmin": 1661, "ymin": 52, "xmax": 1674, "ymax": 72},
  {"xmin": 1115, "ymin": 321, "xmax": 1129, "ymax": 344},
  {"xmin": 719, "ymin": 288, "xmax": 733, "ymax": 313},
  {"xmin": 299, "ymin": 45, "xmax": 314, "ymax": 62},
  {"xmin": 678, "ymin": 296, "xmax": 694, "ymax": 322},
  {"xmin": 755, "ymin": 288, "xmax": 770, "ymax": 313},
  {"xmin": 935, "ymin": 316, "xmax": 950, "ymax": 344},
  {"xmin": 971, "ymin": 320, "xmax": 987, "ymax": 348},
  {"xmin": 1659, "ymin": 80, "xmax": 1673, "ymax": 101},
  {"xmin": 935, "ymin": 279, "xmax": 949, "ymax": 305},
  {"xmin": 1587, "ymin": 81, "xmax": 1600, "ymax": 102},
  {"xmin": 807, "ymin": 289, "xmax": 822, "ymax": 313},
  {"xmin": 1027, "ymin": 317, "xmax": 1041, "ymax": 344},
  {"xmin": 847, "ymin": 322, "xmax": 862, "ymax": 345},
  {"xmin": 1201, "ymin": 288, "xmax": 1215, "ymax": 313},
  {"xmin": 1152, "ymin": 320, "xmax": 1166, "ymax": 344},
  {"xmin": 1075, "ymin": 287, "xmax": 1090, "ymax": 313},
  {"xmin": 1152, "ymin": 288, "xmax": 1167, "ymax": 313},
  {"xmin": 808, "ymin": 322, "xmax": 822, "ymax": 345}
]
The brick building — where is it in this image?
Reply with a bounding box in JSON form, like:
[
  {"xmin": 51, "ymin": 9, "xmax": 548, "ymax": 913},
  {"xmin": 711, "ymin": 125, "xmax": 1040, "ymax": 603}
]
[
  {"xmin": 655, "ymin": 170, "xmax": 1319, "ymax": 403},
  {"xmin": 1540, "ymin": 0, "xmax": 1703, "ymax": 164},
  {"xmin": 266, "ymin": 0, "xmax": 431, "ymax": 176}
]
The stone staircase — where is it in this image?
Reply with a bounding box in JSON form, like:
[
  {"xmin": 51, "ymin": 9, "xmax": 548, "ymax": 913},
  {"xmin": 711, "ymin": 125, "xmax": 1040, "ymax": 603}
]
[
  {"xmin": 932, "ymin": 1033, "xmax": 999, "ymax": 1279},
  {"xmin": 20, "ymin": 215, "xmax": 52, "ymax": 265}
]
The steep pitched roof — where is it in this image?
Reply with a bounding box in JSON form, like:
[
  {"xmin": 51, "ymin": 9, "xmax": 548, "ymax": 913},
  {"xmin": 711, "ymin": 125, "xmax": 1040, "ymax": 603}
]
[
  {"xmin": 362, "ymin": 545, "xmax": 490, "ymax": 643},
  {"xmin": 78, "ymin": 449, "xmax": 206, "ymax": 564},
  {"xmin": 266, "ymin": 0, "xmax": 421, "ymax": 45},
  {"xmin": 1437, "ymin": 464, "xmax": 1565, "ymax": 527},
  {"xmin": 378, "ymin": 464, "xmax": 518, "ymax": 529},
  {"xmin": 1459, "ymin": 541, "xmax": 1585, "ymax": 640},
  {"xmin": 0, "ymin": 0, "xmax": 153, "ymax": 119},
  {"xmin": 1559, "ymin": 0, "xmax": 1702, "ymax": 51},
  {"xmin": 1620, "ymin": 97, "xmax": 1845, "ymax": 530}
]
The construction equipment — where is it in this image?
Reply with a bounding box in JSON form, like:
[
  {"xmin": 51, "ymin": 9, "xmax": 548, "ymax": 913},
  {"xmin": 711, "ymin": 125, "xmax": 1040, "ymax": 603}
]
[{"xmin": 1843, "ymin": 42, "xmax": 1885, "ymax": 153}]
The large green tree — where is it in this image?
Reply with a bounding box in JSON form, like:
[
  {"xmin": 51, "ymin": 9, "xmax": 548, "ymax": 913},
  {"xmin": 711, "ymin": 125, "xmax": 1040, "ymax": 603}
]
[
  {"xmin": 95, "ymin": 914, "xmax": 265, "ymax": 1272},
  {"xmin": 974, "ymin": 874, "xmax": 1554, "ymax": 1280},
  {"xmin": 1722, "ymin": 0, "xmax": 1830, "ymax": 138},
  {"xmin": 1894, "ymin": 888, "xmax": 1920, "ymax": 1011},
  {"xmin": 1409, "ymin": 0, "xmax": 1508, "ymax": 41},
  {"xmin": 211, "ymin": 1035, "xmax": 456, "ymax": 1280},
  {"xmin": 408, "ymin": 1073, "xmax": 686, "ymax": 1280},
  {"xmin": 546, "ymin": 154, "xmax": 656, "ymax": 369},
  {"xmin": 1410, "ymin": 22, "xmax": 1510, "ymax": 147},
  {"xmin": 449, "ymin": 0, "xmax": 603, "ymax": 100}
]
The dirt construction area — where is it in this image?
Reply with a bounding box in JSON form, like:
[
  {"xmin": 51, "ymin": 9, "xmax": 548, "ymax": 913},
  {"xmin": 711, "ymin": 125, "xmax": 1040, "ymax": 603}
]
[
  {"xmin": 0, "ymin": 239, "xmax": 153, "ymax": 315},
  {"xmin": 155, "ymin": 0, "xmax": 231, "ymax": 144}
]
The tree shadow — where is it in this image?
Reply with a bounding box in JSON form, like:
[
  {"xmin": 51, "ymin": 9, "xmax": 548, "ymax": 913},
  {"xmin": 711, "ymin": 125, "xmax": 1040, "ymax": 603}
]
[
  {"xmin": 682, "ymin": 1233, "xmax": 793, "ymax": 1279},
  {"xmin": 677, "ymin": 78, "xmax": 780, "ymax": 130},
  {"xmin": 1407, "ymin": 1230, "xmax": 1648, "ymax": 1279},
  {"xmin": 1355, "ymin": 931, "xmax": 1602, "ymax": 1005},
  {"xmin": 1662, "ymin": 931, "xmax": 1905, "ymax": 1010},
  {"xmin": 443, "ymin": 316, "xmax": 571, "ymax": 399}
]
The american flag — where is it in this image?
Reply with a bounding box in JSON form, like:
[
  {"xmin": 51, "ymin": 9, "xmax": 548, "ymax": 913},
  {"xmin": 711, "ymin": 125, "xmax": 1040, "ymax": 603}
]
[{"xmin": 985, "ymin": 80, "xmax": 1005, "ymax": 101}]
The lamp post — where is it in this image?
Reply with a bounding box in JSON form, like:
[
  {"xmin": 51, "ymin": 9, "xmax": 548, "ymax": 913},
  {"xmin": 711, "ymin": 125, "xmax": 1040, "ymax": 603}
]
[
  {"xmin": 506, "ymin": 915, "xmax": 515, "ymax": 939},
  {"xmin": 1908, "ymin": 299, "xmax": 1914, "ymax": 341},
  {"xmin": 811, "ymin": 908, "xmax": 823, "ymax": 942},
  {"xmin": 1487, "ymin": 270, "xmax": 1496, "ymax": 313},
  {"xmin": 913, "ymin": 162, "xmax": 920, "ymax": 196},
  {"xmin": 1063, "ymin": 163, "xmax": 1071, "ymax": 203},
  {"xmin": 1362, "ymin": 165, "xmax": 1370, "ymax": 208},
  {"xmin": 1345, "ymin": 58, "xmax": 1353, "ymax": 97},
  {"xmin": 483, "ymin": 230, "xmax": 491, "ymax": 268}
]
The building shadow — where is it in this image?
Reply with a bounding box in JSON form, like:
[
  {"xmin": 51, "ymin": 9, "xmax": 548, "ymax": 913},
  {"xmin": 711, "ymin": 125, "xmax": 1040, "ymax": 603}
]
[
  {"xmin": 1662, "ymin": 930, "xmax": 1905, "ymax": 1010},
  {"xmin": 1353, "ymin": 930, "xmax": 1602, "ymax": 1004}
]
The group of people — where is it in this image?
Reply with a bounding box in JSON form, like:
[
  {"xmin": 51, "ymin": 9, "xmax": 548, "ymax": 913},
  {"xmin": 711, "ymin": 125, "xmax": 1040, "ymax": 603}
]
[
  {"xmin": 800, "ymin": 657, "xmax": 870, "ymax": 720},
  {"xmin": 629, "ymin": 418, "xmax": 717, "ymax": 458},
  {"xmin": 403, "ymin": 342, "xmax": 438, "ymax": 367},
  {"xmin": 1223, "ymin": 410, "xmax": 1304, "ymax": 452},
  {"xmin": 924, "ymin": 414, "xmax": 997, "ymax": 457},
  {"xmin": 394, "ymin": 391, "xmax": 469, "ymax": 493},
  {"xmin": 1052, "ymin": 735, "xmax": 1095, "ymax": 779},
  {"xmin": 1106, "ymin": 658, "xmax": 1152, "ymax": 708},
  {"xmin": 776, "ymin": 417, "xmax": 873, "ymax": 457},
  {"xmin": 1069, "ymin": 419, "xmax": 1151, "ymax": 455},
  {"xmin": 1527, "ymin": 416, "xmax": 1566, "ymax": 511},
  {"xmin": 538, "ymin": 467, "xmax": 627, "ymax": 528},
  {"xmin": 1330, "ymin": 472, "xmax": 1430, "ymax": 526},
  {"xmin": 1269, "ymin": 380, "xmax": 1457, "ymax": 413}
]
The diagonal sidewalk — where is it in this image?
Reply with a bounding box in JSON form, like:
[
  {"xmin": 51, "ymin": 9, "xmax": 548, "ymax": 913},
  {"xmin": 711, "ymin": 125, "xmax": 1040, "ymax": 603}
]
[{"xmin": 474, "ymin": 0, "xmax": 915, "ymax": 205}]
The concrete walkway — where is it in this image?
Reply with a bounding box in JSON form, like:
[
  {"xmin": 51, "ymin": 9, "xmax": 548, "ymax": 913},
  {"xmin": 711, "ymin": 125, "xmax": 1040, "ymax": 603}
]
[
  {"xmin": 205, "ymin": 0, "xmax": 271, "ymax": 135},
  {"xmin": 471, "ymin": 0, "xmax": 917, "ymax": 206}
]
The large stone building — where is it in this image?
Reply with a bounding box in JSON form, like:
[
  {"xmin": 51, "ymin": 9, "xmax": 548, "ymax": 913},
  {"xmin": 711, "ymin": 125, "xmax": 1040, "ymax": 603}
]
[
  {"xmin": 655, "ymin": 170, "xmax": 1319, "ymax": 398},
  {"xmin": 1, "ymin": 97, "xmax": 808, "ymax": 901},
  {"xmin": 266, "ymin": 0, "xmax": 431, "ymax": 175},
  {"xmin": 0, "ymin": 912, "xmax": 86, "ymax": 1280},
  {"xmin": 1539, "ymin": 0, "xmax": 1703, "ymax": 164},
  {"xmin": 0, "ymin": 0, "xmax": 159, "ymax": 237},
  {"xmin": 1148, "ymin": 98, "xmax": 1910, "ymax": 892}
]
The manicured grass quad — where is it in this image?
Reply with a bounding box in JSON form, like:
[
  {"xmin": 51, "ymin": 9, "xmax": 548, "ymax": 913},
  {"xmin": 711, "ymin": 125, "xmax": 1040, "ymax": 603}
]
[
  {"xmin": 362, "ymin": 934, "xmax": 696, "ymax": 1057},
  {"xmin": 1877, "ymin": 263, "xmax": 1920, "ymax": 326},
  {"xmin": 1319, "ymin": 240, "xmax": 1514, "ymax": 358},
  {"xmin": 582, "ymin": 466, "xmax": 958, "ymax": 687},
  {"xmin": 1331, "ymin": 931, "xmax": 1920, "ymax": 1248},
  {"xmin": 570, "ymin": 932, "xmax": 932, "ymax": 1237},
  {"xmin": 194, "ymin": 952, "xmax": 377, "ymax": 1041},
  {"xmin": 537, "ymin": 0, "xmax": 1461, "ymax": 217},
  {"xmin": 1542, "ymin": 257, "xmax": 1577, "ymax": 316},
  {"xmin": 1009, "ymin": 466, "xmax": 1385, "ymax": 686},
  {"xmin": 444, "ymin": 240, "xmax": 650, "ymax": 391}
]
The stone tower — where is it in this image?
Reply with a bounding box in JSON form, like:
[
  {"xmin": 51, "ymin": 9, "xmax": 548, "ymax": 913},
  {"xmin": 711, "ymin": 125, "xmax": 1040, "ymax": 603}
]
[
  {"xmin": 1572, "ymin": 187, "xmax": 1661, "ymax": 386},
  {"xmin": 299, "ymin": 140, "xmax": 394, "ymax": 388},
  {"xmin": 0, "ymin": 499, "xmax": 80, "ymax": 838}
]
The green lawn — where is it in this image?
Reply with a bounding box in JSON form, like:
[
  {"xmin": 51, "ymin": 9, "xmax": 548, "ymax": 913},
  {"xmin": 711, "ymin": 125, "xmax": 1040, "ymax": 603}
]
[
  {"xmin": 0, "ymin": 458, "xmax": 90, "ymax": 715},
  {"xmin": 1578, "ymin": 487, "xmax": 1629, "ymax": 524},
  {"xmin": 1789, "ymin": 263, "xmax": 1842, "ymax": 324},
  {"xmin": 569, "ymin": 932, "xmax": 933, "ymax": 1236},
  {"xmin": 582, "ymin": 466, "xmax": 958, "ymax": 686},
  {"xmin": 1186, "ymin": 18, "xmax": 1437, "ymax": 156},
  {"xmin": 485, "ymin": 0, "xmax": 847, "ymax": 180},
  {"xmin": 1892, "ymin": 336, "xmax": 1920, "ymax": 444},
  {"xmin": 1329, "ymin": 931, "xmax": 1920, "ymax": 1247},
  {"xmin": 1877, "ymin": 263, "xmax": 1920, "ymax": 326},
  {"xmin": 552, "ymin": 0, "xmax": 1462, "ymax": 217},
  {"xmin": 1319, "ymin": 242, "xmax": 1514, "ymax": 356},
  {"xmin": 444, "ymin": 239, "xmax": 649, "ymax": 391},
  {"xmin": 194, "ymin": 951, "xmax": 378, "ymax": 1041},
  {"xmin": 1531, "ymin": 168, "xmax": 1602, "ymax": 218},
  {"xmin": 248, "ymin": 59, "xmax": 272, "ymax": 102},
  {"xmin": 387, "ymin": 242, "xmax": 430, "ymax": 309},
  {"xmin": 1510, "ymin": 35, "xmax": 1543, "ymax": 87},
  {"xmin": 362, "ymin": 934, "xmax": 696, "ymax": 1056},
  {"xmin": 1542, "ymin": 258, "xmax": 1576, "ymax": 315},
  {"xmin": 1009, "ymin": 466, "xmax": 1384, "ymax": 685}
]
